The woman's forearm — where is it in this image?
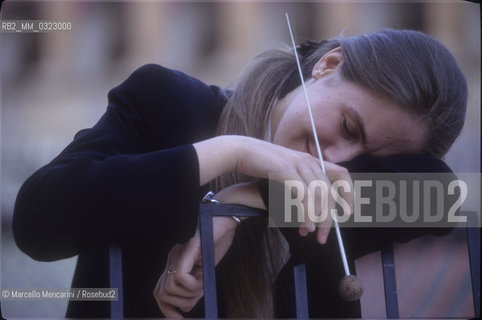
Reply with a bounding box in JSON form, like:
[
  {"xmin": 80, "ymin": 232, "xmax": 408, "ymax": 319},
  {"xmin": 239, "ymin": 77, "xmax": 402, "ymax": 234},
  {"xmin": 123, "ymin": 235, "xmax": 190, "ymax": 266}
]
[{"xmin": 193, "ymin": 135, "xmax": 246, "ymax": 186}]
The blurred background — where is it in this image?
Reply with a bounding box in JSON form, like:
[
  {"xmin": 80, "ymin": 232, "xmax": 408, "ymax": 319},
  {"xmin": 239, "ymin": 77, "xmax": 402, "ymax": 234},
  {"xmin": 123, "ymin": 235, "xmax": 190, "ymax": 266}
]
[{"xmin": 1, "ymin": 0, "xmax": 480, "ymax": 318}]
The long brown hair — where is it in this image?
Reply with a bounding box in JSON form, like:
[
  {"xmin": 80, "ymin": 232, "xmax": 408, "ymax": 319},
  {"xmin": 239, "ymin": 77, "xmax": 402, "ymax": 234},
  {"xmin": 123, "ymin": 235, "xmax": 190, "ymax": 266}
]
[{"xmin": 213, "ymin": 29, "xmax": 467, "ymax": 317}]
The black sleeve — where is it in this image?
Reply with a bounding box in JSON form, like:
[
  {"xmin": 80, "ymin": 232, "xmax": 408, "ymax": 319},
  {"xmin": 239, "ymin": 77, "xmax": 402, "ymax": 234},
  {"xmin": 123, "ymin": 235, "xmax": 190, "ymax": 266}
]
[{"xmin": 12, "ymin": 64, "xmax": 221, "ymax": 262}]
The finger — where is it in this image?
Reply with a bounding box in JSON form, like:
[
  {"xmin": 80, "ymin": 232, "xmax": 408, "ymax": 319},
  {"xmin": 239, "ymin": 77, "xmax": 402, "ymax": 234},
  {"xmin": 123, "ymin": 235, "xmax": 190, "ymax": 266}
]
[
  {"xmin": 158, "ymin": 301, "xmax": 184, "ymax": 319},
  {"xmin": 191, "ymin": 263, "xmax": 203, "ymax": 280},
  {"xmin": 165, "ymin": 275, "xmax": 202, "ymax": 298},
  {"xmin": 160, "ymin": 262, "xmax": 201, "ymax": 298},
  {"xmin": 324, "ymin": 163, "xmax": 354, "ymax": 214},
  {"xmin": 160, "ymin": 293, "xmax": 202, "ymax": 313},
  {"xmin": 153, "ymin": 272, "xmax": 168, "ymax": 300},
  {"xmin": 317, "ymin": 184, "xmax": 335, "ymax": 244},
  {"xmin": 300, "ymin": 173, "xmax": 316, "ymax": 233},
  {"xmin": 154, "ymin": 277, "xmax": 185, "ymax": 318},
  {"xmin": 291, "ymin": 175, "xmax": 315, "ymax": 234},
  {"xmin": 274, "ymin": 170, "xmax": 311, "ymax": 236},
  {"xmin": 154, "ymin": 269, "xmax": 200, "ymax": 308},
  {"xmin": 317, "ymin": 213, "xmax": 333, "ymax": 244},
  {"xmin": 299, "ymin": 168, "xmax": 329, "ymax": 233},
  {"xmin": 292, "ymin": 174, "xmax": 311, "ymax": 236},
  {"xmin": 176, "ymin": 249, "xmax": 204, "ymax": 292}
]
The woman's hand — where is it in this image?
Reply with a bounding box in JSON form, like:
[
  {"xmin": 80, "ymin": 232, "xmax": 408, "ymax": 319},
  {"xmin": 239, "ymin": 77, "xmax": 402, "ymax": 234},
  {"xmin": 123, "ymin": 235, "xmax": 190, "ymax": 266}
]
[
  {"xmin": 194, "ymin": 136, "xmax": 354, "ymax": 244},
  {"xmin": 153, "ymin": 214, "xmax": 238, "ymax": 318},
  {"xmin": 153, "ymin": 229, "xmax": 204, "ymax": 318}
]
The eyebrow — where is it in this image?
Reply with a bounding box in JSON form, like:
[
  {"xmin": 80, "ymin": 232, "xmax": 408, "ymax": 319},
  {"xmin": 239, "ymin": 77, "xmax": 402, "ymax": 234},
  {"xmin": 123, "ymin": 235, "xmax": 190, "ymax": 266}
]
[{"xmin": 346, "ymin": 105, "xmax": 368, "ymax": 146}]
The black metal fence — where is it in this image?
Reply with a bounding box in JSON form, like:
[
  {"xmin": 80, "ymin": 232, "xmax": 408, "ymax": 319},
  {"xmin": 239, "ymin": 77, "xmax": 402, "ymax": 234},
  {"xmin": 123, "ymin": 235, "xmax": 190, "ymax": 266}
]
[{"xmin": 107, "ymin": 208, "xmax": 480, "ymax": 319}]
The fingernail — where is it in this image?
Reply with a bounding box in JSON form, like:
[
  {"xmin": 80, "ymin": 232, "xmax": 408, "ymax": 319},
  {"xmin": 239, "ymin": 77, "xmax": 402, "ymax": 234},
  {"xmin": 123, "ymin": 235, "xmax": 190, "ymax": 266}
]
[{"xmin": 321, "ymin": 233, "xmax": 328, "ymax": 244}]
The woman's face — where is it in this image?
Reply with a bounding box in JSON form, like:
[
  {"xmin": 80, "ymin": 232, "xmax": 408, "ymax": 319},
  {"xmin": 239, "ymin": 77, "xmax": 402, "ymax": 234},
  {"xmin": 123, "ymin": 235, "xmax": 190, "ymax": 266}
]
[{"xmin": 271, "ymin": 49, "xmax": 427, "ymax": 163}]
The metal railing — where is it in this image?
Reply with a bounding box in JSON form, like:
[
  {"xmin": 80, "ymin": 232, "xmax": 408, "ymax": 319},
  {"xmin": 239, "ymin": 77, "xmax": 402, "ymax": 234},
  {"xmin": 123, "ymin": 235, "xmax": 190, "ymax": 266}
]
[{"xmin": 108, "ymin": 208, "xmax": 480, "ymax": 318}]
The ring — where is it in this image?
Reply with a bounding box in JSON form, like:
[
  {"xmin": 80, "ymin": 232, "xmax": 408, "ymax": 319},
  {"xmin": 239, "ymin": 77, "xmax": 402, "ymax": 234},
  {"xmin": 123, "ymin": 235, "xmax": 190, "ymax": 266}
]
[{"xmin": 167, "ymin": 269, "xmax": 177, "ymax": 274}]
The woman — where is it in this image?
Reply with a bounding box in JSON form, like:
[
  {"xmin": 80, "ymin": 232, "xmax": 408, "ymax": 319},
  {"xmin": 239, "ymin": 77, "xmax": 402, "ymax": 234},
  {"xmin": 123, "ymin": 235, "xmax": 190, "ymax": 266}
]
[
  {"xmin": 13, "ymin": 29, "xmax": 466, "ymax": 318},
  {"xmin": 154, "ymin": 29, "xmax": 467, "ymax": 318}
]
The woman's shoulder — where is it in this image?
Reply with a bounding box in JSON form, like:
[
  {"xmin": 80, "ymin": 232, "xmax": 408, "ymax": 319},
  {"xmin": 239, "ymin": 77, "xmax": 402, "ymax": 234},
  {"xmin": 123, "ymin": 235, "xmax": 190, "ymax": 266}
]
[
  {"xmin": 102, "ymin": 64, "xmax": 225, "ymax": 147},
  {"xmin": 120, "ymin": 64, "xmax": 220, "ymax": 100},
  {"xmin": 124, "ymin": 64, "xmax": 190, "ymax": 89},
  {"xmin": 109, "ymin": 64, "xmax": 225, "ymax": 117}
]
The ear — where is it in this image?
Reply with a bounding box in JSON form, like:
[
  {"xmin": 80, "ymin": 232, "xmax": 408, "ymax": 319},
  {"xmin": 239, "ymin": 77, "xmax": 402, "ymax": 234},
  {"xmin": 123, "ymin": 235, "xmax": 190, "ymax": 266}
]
[{"xmin": 312, "ymin": 47, "xmax": 343, "ymax": 79}]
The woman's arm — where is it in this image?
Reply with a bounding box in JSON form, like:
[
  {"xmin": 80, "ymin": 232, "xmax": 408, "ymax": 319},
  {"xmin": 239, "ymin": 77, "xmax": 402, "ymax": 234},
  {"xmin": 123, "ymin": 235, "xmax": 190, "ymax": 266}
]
[
  {"xmin": 12, "ymin": 64, "xmax": 221, "ymax": 261},
  {"xmin": 195, "ymin": 135, "xmax": 354, "ymax": 242},
  {"xmin": 153, "ymin": 181, "xmax": 263, "ymax": 318},
  {"xmin": 13, "ymin": 63, "xmax": 354, "ymax": 263}
]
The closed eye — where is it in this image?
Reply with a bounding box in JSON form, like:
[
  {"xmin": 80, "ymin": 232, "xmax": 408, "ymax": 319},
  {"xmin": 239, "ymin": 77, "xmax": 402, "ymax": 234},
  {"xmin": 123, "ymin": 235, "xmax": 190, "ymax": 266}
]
[{"xmin": 343, "ymin": 114, "xmax": 358, "ymax": 140}]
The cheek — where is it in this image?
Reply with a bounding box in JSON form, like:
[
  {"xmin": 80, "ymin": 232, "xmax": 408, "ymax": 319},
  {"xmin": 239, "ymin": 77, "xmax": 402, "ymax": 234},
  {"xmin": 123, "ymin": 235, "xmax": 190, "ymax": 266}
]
[
  {"xmin": 273, "ymin": 118, "xmax": 310, "ymax": 151},
  {"xmin": 272, "ymin": 120, "xmax": 293, "ymax": 146}
]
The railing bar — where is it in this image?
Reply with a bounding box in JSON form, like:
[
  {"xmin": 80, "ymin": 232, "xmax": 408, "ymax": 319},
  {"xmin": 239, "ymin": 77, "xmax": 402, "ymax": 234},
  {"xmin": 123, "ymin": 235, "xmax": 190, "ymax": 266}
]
[
  {"xmin": 381, "ymin": 243, "xmax": 399, "ymax": 318},
  {"xmin": 200, "ymin": 209, "xmax": 218, "ymax": 318},
  {"xmin": 293, "ymin": 263, "xmax": 309, "ymax": 318},
  {"xmin": 465, "ymin": 211, "xmax": 480, "ymax": 318},
  {"xmin": 109, "ymin": 245, "xmax": 124, "ymax": 318}
]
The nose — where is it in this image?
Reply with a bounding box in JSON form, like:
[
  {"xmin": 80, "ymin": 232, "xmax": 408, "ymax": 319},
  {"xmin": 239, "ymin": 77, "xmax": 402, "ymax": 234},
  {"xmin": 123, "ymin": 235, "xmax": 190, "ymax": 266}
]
[{"xmin": 323, "ymin": 145, "xmax": 361, "ymax": 164}]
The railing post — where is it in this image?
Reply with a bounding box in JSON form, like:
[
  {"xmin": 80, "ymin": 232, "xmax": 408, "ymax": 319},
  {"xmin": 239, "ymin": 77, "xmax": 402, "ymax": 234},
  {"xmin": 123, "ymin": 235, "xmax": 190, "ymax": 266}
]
[
  {"xmin": 198, "ymin": 203, "xmax": 269, "ymax": 318},
  {"xmin": 199, "ymin": 208, "xmax": 219, "ymax": 318},
  {"xmin": 109, "ymin": 245, "xmax": 124, "ymax": 318},
  {"xmin": 464, "ymin": 211, "xmax": 480, "ymax": 318},
  {"xmin": 293, "ymin": 263, "xmax": 309, "ymax": 318},
  {"xmin": 381, "ymin": 243, "xmax": 399, "ymax": 318}
]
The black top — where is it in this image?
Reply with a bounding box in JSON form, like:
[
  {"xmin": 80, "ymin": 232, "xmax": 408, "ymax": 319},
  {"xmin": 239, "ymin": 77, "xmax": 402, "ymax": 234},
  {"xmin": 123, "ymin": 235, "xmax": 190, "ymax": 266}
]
[
  {"xmin": 13, "ymin": 64, "xmax": 455, "ymax": 318},
  {"xmin": 13, "ymin": 64, "xmax": 226, "ymax": 317}
]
